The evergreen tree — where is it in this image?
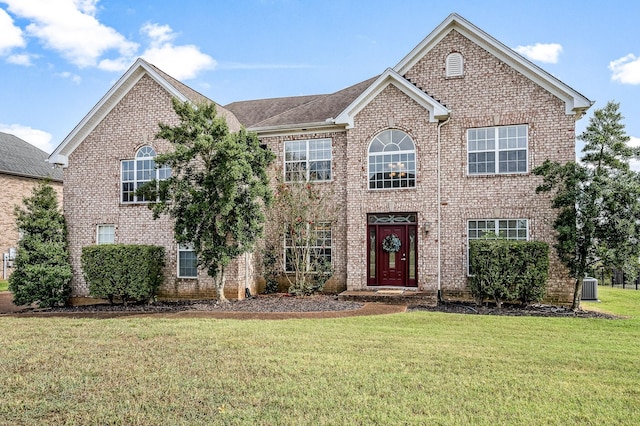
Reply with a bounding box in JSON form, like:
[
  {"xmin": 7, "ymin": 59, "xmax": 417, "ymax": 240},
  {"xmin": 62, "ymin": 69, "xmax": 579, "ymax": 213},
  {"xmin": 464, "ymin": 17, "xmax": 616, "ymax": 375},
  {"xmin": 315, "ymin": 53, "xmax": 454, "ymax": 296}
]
[
  {"xmin": 535, "ymin": 101, "xmax": 640, "ymax": 309},
  {"xmin": 145, "ymin": 99, "xmax": 274, "ymax": 302},
  {"xmin": 9, "ymin": 181, "xmax": 72, "ymax": 307}
]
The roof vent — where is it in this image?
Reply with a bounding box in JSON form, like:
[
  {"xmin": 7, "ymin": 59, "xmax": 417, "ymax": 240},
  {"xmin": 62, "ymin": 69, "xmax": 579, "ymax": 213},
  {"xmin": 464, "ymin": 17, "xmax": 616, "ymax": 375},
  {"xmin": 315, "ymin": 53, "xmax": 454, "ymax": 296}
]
[{"xmin": 446, "ymin": 52, "xmax": 463, "ymax": 77}]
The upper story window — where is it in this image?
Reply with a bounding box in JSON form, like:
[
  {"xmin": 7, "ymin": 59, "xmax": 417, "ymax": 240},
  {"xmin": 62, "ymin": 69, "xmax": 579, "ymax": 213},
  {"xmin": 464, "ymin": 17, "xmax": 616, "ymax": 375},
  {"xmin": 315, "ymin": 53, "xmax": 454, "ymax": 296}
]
[
  {"xmin": 368, "ymin": 129, "xmax": 416, "ymax": 190},
  {"xmin": 121, "ymin": 146, "xmax": 171, "ymax": 203},
  {"xmin": 467, "ymin": 125, "xmax": 528, "ymax": 175},
  {"xmin": 446, "ymin": 52, "xmax": 464, "ymax": 77},
  {"xmin": 284, "ymin": 138, "xmax": 332, "ymax": 182}
]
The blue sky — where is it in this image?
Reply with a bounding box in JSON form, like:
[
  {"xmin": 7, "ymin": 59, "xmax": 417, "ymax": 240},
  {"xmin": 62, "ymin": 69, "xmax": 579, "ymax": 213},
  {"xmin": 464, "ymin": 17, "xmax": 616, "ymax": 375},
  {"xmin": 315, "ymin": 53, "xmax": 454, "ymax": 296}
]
[{"xmin": 1, "ymin": 0, "xmax": 639, "ymax": 167}]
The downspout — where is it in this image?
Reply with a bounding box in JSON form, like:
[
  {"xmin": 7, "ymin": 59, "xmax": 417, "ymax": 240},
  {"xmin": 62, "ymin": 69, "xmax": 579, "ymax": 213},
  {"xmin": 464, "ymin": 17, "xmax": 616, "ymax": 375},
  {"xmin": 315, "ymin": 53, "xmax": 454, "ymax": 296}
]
[{"xmin": 436, "ymin": 116, "xmax": 450, "ymax": 303}]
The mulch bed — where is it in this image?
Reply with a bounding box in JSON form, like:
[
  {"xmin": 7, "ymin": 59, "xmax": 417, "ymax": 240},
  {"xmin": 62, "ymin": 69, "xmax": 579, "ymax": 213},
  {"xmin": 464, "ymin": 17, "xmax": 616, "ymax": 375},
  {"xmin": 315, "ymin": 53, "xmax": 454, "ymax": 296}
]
[
  {"xmin": 409, "ymin": 301, "xmax": 618, "ymax": 319},
  {"xmin": 3, "ymin": 292, "xmax": 618, "ymax": 319}
]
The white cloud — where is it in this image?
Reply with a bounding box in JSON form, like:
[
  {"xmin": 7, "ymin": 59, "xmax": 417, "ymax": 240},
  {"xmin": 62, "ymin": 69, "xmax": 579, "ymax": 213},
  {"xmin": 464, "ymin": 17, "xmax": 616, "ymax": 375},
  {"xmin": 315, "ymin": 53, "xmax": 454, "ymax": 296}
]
[
  {"xmin": 514, "ymin": 43, "xmax": 563, "ymax": 64},
  {"xmin": 609, "ymin": 54, "xmax": 640, "ymax": 85},
  {"xmin": 140, "ymin": 22, "xmax": 216, "ymax": 80},
  {"xmin": 0, "ymin": 123, "xmax": 55, "ymax": 153},
  {"xmin": 218, "ymin": 62, "xmax": 313, "ymax": 70},
  {"xmin": 6, "ymin": 53, "xmax": 34, "ymax": 66},
  {"xmin": 3, "ymin": 0, "xmax": 138, "ymax": 69},
  {"xmin": 0, "ymin": 7, "xmax": 25, "ymax": 54},
  {"xmin": 55, "ymin": 71, "xmax": 82, "ymax": 84}
]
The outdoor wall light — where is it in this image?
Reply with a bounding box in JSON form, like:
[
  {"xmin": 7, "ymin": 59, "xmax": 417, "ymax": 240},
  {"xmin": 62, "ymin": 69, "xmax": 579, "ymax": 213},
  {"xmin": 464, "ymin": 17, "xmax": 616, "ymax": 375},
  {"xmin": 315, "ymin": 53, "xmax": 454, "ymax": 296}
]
[{"xmin": 424, "ymin": 221, "xmax": 431, "ymax": 234}]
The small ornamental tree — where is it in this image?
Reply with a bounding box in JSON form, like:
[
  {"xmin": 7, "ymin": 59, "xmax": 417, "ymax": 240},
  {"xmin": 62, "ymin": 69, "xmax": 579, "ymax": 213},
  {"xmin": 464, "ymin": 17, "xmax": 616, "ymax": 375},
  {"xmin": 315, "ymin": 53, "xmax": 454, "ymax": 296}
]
[
  {"xmin": 9, "ymin": 181, "xmax": 72, "ymax": 308},
  {"xmin": 144, "ymin": 99, "xmax": 274, "ymax": 302},
  {"xmin": 267, "ymin": 172, "xmax": 340, "ymax": 295},
  {"xmin": 534, "ymin": 101, "xmax": 640, "ymax": 310}
]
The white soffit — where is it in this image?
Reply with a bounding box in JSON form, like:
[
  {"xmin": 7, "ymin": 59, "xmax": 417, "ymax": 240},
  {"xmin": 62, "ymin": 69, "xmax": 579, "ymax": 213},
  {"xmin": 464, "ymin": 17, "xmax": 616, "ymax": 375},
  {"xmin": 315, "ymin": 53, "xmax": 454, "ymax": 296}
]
[
  {"xmin": 334, "ymin": 68, "xmax": 449, "ymax": 128},
  {"xmin": 394, "ymin": 13, "xmax": 592, "ymax": 116},
  {"xmin": 48, "ymin": 58, "xmax": 188, "ymax": 167}
]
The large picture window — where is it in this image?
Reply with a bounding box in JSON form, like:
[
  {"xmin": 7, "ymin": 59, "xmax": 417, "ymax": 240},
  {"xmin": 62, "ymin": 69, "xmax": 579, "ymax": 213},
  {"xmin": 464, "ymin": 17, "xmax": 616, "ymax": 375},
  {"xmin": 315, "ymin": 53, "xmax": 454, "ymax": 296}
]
[
  {"xmin": 284, "ymin": 222, "xmax": 332, "ymax": 272},
  {"xmin": 467, "ymin": 219, "xmax": 528, "ymax": 274},
  {"xmin": 467, "ymin": 125, "xmax": 528, "ymax": 175},
  {"xmin": 284, "ymin": 138, "xmax": 332, "ymax": 182},
  {"xmin": 368, "ymin": 130, "xmax": 416, "ymax": 189},
  {"xmin": 121, "ymin": 146, "xmax": 171, "ymax": 203}
]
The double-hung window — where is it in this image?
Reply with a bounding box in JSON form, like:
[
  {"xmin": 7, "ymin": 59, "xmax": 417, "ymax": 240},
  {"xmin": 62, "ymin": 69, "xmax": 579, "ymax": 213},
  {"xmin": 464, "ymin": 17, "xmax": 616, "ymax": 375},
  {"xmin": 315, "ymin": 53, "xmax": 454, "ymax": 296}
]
[
  {"xmin": 96, "ymin": 224, "xmax": 115, "ymax": 244},
  {"xmin": 467, "ymin": 125, "xmax": 528, "ymax": 175},
  {"xmin": 178, "ymin": 243, "xmax": 197, "ymax": 278},
  {"xmin": 284, "ymin": 138, "xmax": 332, "ymax": 182},
  {"xmin": 284, "ymin": 222, "xmax": 332, "ymax": 272},
  {"xmin": 121, "ymin": 146, "xmax": 171, "ymax": 203},
  {"xmin": 467, "ymin": 219, "xmax": 528, "ymax": 274}
]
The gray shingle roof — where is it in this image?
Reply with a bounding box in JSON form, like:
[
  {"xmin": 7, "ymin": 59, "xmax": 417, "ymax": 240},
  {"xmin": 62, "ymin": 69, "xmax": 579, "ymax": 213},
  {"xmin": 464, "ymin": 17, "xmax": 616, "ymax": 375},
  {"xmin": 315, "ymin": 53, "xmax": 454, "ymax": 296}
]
[
  {"xmin": 0, "ymin": 132, "xmax": 63, "ymax": 181},
  {"xmin": 225, "ymin": 76, "xmax": 378, "ymax": 129}
]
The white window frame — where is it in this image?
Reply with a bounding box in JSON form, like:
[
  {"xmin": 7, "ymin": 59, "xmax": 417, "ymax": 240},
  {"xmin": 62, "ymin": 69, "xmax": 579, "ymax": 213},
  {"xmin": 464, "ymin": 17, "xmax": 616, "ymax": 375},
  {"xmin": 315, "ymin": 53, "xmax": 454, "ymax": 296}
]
[
  {"xmin": 467, "ymin": 219, "xmax": 529, "ymax": 275},
  {"xmin": 467, "ymin": 125, "xmax": 528, "ymax": 175},
  {"xmin": 121, "ymin": 146, "xmax": 171, "ymax": 203},
  {"xmin": 368, "ymin": 129, "xmax": 417, "ymax": 190},
  {"xmin": 96, "ymin": 224, "xmax": 115, "ymax": 245},
  {"xmin": 177, "ymin": 243, "xmax": 198, "ymax": 279},
  {"xmin": 284, "ymin": 138, "xmax": 332, "ymax": 182},
  {"xmin": 284, "ymin": 222, "xmax": 332, "ymax": 273}
]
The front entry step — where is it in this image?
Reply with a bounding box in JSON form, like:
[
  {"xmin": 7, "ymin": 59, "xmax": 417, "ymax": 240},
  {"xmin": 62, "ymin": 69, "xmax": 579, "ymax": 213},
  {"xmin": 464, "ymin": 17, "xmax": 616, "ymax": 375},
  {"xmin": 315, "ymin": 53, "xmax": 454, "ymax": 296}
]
[{"xmin": 338, "ymin": 290, "xmax": 437, "ymax": 306}]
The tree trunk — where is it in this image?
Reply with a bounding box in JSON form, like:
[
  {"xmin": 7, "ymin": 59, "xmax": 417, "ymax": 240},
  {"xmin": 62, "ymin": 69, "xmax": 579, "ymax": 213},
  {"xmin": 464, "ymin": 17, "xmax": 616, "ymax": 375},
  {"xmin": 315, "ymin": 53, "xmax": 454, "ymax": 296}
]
[
  {"xmin": 215, "ymin": 268, "xmax": 228, "ymax": 303},
  {"xmin": 571, "ymin": 277, "xmax": 583, "ymax": 311}
]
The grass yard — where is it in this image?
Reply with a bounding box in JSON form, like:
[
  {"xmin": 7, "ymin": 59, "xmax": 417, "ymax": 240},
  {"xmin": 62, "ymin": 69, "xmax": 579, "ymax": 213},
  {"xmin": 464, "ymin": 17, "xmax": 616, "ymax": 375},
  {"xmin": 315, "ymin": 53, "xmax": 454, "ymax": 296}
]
[
  {"xmin": 0, "ymin": 280, "xmax": 8, "ymax": 292},
  {"xmin": 1, "ymin": 287, "xmax": 639, "ymax": 425}
]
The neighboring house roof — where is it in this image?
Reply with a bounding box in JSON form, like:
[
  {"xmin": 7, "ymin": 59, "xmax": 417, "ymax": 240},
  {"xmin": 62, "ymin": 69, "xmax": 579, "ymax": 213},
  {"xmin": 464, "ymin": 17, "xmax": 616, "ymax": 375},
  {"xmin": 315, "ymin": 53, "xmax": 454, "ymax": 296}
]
[
  {"xmin": 0, "ymin": 132, "xmax": 63, "ymax": 181},
  {"xmin": 394, "ymin": 13, "xmax": 592, "ymax": 116},
  {"xmin": 48, "ymin": 58, "xmax": 241, "ymax": 168}
]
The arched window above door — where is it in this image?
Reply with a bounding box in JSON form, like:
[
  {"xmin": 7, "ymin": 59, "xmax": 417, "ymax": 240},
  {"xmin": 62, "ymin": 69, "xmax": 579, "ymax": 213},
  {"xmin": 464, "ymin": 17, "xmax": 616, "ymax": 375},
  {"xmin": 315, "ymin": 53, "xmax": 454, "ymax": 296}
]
[{"xmin": 368, "ymin": 130, "xmax": 416, "ymax": 189}]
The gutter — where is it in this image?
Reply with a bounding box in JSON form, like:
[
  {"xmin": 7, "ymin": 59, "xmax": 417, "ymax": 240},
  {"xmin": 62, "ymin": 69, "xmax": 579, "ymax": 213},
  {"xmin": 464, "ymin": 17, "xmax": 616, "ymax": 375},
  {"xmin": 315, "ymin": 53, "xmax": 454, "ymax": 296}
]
[{"xmin": 436, "ymin": 116, "xmax": 450, "ymax": 303}]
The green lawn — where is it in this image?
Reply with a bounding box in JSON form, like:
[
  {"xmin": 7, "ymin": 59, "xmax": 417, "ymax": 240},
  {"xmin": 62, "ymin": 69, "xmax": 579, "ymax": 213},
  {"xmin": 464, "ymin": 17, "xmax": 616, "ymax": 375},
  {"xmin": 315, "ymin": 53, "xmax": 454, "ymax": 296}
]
[
  {"xmin": 0, "ymin": 279, "xmax": 8, "ymax": 291},
  {"xmin": 1, "ymin": 286, "xmax": 639, "ymax": 425}
]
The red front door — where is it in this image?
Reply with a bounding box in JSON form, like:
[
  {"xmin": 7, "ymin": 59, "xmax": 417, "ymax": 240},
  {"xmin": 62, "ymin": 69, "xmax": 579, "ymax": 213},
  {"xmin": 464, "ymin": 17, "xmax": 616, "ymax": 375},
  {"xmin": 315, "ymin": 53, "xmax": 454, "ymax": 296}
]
[
  {"xmin": 367, "ymin": 214, "xmax": 418, "ymax": 287},
  {"xmin": 379, "ymin": 225, "xmax": 407, "ymax": 286}
]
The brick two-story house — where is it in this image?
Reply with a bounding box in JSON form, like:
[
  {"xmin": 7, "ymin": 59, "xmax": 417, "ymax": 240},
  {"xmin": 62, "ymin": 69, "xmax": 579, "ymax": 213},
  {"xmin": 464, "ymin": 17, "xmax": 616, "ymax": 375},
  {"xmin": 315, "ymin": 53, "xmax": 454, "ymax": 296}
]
[
  {"xmin": 49, "ymin": 14, "xmax": 591, "ymax": 304},
  {"xmin": 1, "ymin": 132, "xmax": 63, "ymax": 279}
]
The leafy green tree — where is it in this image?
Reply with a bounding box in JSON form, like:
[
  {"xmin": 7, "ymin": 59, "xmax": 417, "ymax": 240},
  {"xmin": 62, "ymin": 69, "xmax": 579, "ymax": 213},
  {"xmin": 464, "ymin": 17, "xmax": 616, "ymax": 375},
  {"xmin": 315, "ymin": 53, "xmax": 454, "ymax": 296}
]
[
  {"xmin": 9, "ymin": 181, "xmax": 72, "ymax": 307},
  {"xmin": 535, "ymin": 101, "xmax": 640, "ymax": 309},
  {"xmin": 145, "ymin": 99, "xmax": 274, "ymax": 302}
]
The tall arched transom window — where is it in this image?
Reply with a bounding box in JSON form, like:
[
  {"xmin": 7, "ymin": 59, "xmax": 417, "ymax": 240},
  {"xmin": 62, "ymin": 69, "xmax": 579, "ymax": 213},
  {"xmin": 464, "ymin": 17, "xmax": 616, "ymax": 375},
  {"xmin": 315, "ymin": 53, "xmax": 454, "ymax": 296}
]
[
  {"xmin": 121, "ymin": 146, "xmax": 171, "ymax": 203},
  {"xmin": 368, "ymin": 129, "xmax": 416, "ymax": 189}
]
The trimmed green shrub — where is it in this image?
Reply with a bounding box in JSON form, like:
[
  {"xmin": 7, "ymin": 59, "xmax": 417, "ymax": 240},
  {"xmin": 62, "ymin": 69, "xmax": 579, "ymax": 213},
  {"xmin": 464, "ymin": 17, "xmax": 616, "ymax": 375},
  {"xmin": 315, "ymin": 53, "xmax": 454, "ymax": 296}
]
[
  {"xmin": 81, "ymin": 245, "xmax": 165, "ymax": 305},
  {"xmin": 469, "ymin": 240, "xmax": 549, "ymax": 307},
  {"xmin": 9, "ymin": 182, "xmax": 72, "ymax": 308}
]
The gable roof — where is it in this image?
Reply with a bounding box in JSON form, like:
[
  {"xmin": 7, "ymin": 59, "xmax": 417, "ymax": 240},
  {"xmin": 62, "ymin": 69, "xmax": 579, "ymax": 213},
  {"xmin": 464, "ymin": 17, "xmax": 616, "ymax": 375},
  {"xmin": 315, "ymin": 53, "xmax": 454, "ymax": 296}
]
[
  {"xmin": 48, "ymin": 58, "xmax": 241, "ymax": 167},
  {"xmin": 0, "ymin": 132, "xmax": 63, "ymax": 181},
  {"xmin": 394, "ymin": 13, "xmax": 592, "ymax": 116},
  {"xmin": 334, "ymin": 69, "xmax": 449, "ymax": 128},
  {"xmin": 225, "ymin": 76, "xmax": 378, "ymax": 132}
]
